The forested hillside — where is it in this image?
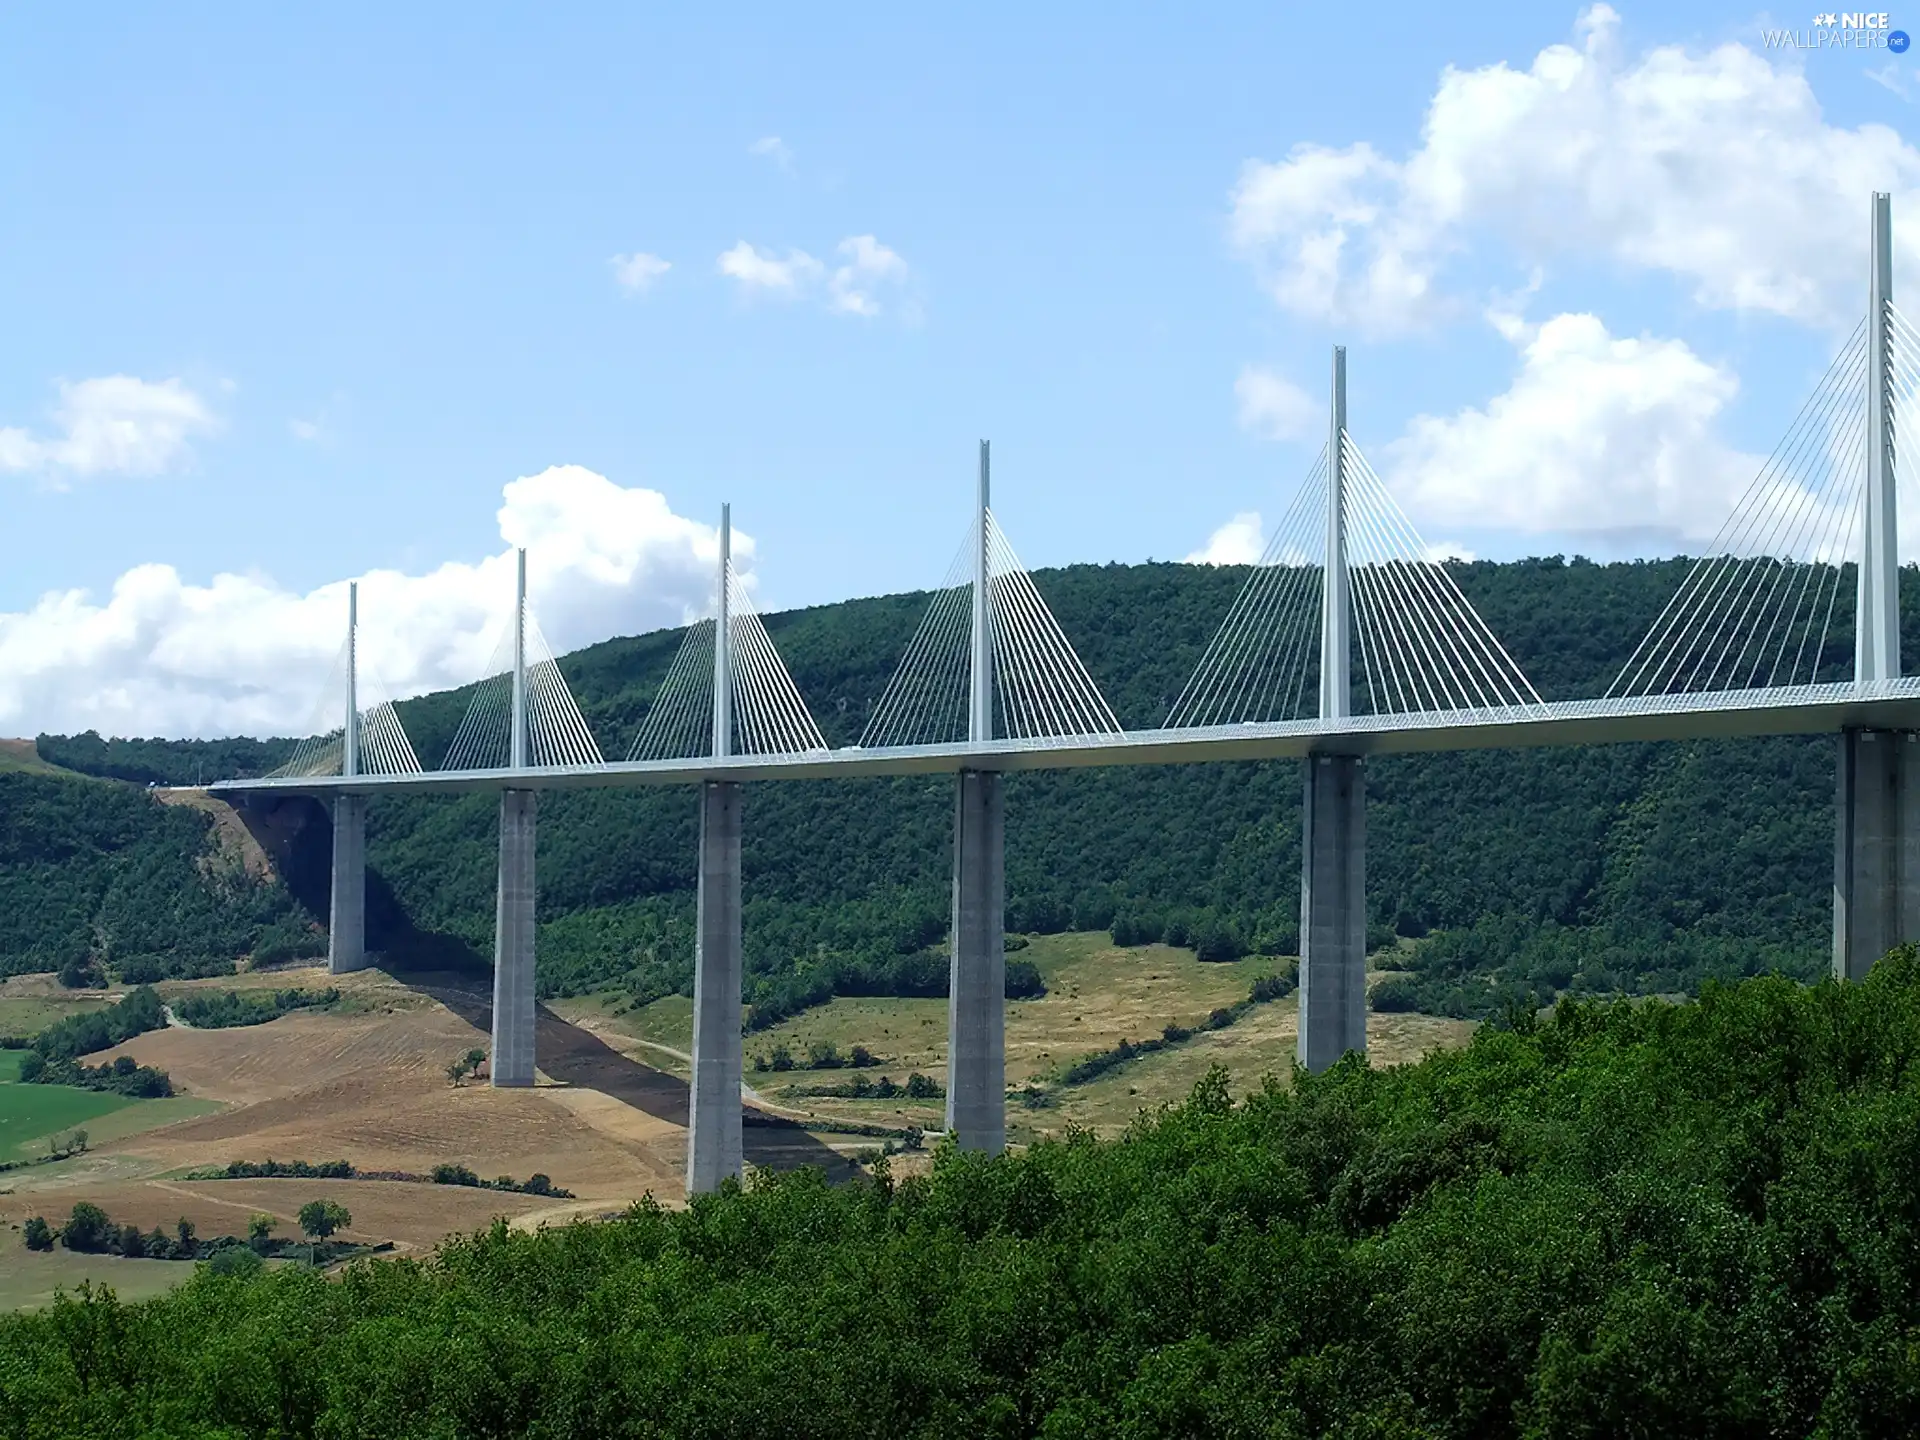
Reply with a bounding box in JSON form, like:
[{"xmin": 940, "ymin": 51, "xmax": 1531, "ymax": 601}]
[
  {"xmin": 33, "ymin": 557, "xmax": 1920, "ymax": 1018},
  {"xmin": 0, "ymin": 773, "xmax": 318, "ymax": 983}
]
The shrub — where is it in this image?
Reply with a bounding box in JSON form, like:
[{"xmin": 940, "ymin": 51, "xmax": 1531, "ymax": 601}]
[
  {"xmin": 22, "ymin": 1216, "xmax": 52, "ymax": 1251},
  {"xmin": 61, "ymin": 1202, "xmax": 111, "ymax": 1253}
]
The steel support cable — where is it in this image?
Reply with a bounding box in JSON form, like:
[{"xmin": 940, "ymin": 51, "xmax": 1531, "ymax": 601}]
[
  {"xmin": 1786, "ymin": 418, "xmax": 1870, "ymax": 684},
  {"xmin": 732, "ymin": 616, "xmax": 787, "ymax": 753},
  {"xmin": 1166, "ymin": 448, "xmax": 1327, "ymax": 725},
  {"xmin": 1346, "ymin": 554, "xmax": 1407, "ymax": 713},
  {"xmin": 1363, "ymin": 469, "xmax": 1542, "ymax": 708},
  {"xmin": 912, "ymin": 585, "xmax": 973, "ymax": 746},
  {"xmin": 990, "ymin": 544, "xmax": 1094, "ymax": 736},
  {"xmin": 1612, "ymin": 321, "xmax": 1869, "ymax": 695},
  {"xmin": 728, "ymin": 613, "xmax": 783, "ymax": 752},
  {"xmin": 530, "ymin": 618, "xmax": 605, "ymax": 764},
  {"xmin": 1630, "ymin": 323, "xmax": 1869, "ymax": 694},
  {"xmin": 1742, "ymin": 425, "xmax": 1866, "ymax": 689},
  {"xmin": 985, "ymin": 524, "xmax": 1064, "ymax": 738},
  {"xmin": 733, "ymin": 600, "xmax": 825, "ymax": 752},
  {"xmin": 1614, "ymin": 326, "xmax": 1868, "ymax": 695},
  {"xmin": 1668, "ymin": 353, "xmax": 1869, "ymax": 693},
  {"xmin": 985, "ymin": 548, "xmax": 1067, "ymax": 739},
  {"xmin": 1344, "ymin": 442, "xmax": 1540, "ymax": 708},
  {"xmin": 888, "ymin": 581, "xmax": 969, "ymax": 747},
  {"xmin": 1339, "ymin": 465, "xmax": 1453, "ymax": 711},
  {"xmin": 629, "ymin": 622, "xmax": 710, "ymax": 760},
  {"xmin": 1193, "ymin": 496, "xmax": 1323, "ymax": 723},
  {"xmin": 1340, "ymin": 447, "xmax": 1477, "ymax": 710},
  {"xmin": 1682, "ymin": 344, "xmax": 1871, "ymax": 690},
  {"xmin": 1223, "ymin": 469, "xmax": 1330, "ymax": 723},
  {"xmin": 730, "ymin": 574, "xmax": 828, "ymax": 752},
  {"xmin": 987, "ymin": 519, "xmax": 1121, "ymax": 733},
  {"xmin": 1335, "ymin": 483, "xmax": 1418, "ymax": 712},
  {"xmin": 986, "ymin": 573, "xmax": 1041, "ymax": 738},
  {"xmin": 862, "ymin": 532, "xmax": 974, "ymax": 747},
  {"xmin": 1339, "ymin": 451, "xmax": 1468, "ymax": 710},
  {"xmin": 1201, "ymin": 454, "xmax": 1328, "ymax": 723}
]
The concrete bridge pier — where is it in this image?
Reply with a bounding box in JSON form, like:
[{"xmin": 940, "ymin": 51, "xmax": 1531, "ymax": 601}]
[
  {"xmin": 947, "ymin": 768, "xmax": 1006, "ymax": 1153},
  {"xmin": 490, "ymin": 789, "xmax": 537, "ymax": 1087},
  {"xmin": 1834, "ymin": 729, "xmax": 1920, "ymax": 979},
  {"xmin": 1297, "ymin": 755, "xmax": 1367, "ymax": 1074},
  {"xmin": 687, "ymin": 780, "xmax": 745, "ymax": 1194},
  {"xmin": 327, "ymin": 795, "xmax": 367, "ymax": 974}
]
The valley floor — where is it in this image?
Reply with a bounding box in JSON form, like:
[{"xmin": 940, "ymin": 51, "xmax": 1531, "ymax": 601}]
[{"xmin": 0, "ymin": 935, "xmax": 1473, "ymax": 1304}]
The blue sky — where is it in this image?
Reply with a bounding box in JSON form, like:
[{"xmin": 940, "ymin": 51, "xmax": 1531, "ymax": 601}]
[{"xmin": 1, "ymin": 4, "xmax": 1917, "ymax": 735}]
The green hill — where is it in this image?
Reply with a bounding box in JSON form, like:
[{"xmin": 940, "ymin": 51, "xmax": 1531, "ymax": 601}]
[{"xmin": 27, "ymin": 556, "xmax": 1920, "ymax": 1018}]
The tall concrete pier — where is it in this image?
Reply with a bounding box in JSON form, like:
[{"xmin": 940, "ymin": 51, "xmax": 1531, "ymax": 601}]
[
  {"xmin": 490, "ymin": 789, "xmax": 537, "ymax": 1086},
  {"xmin": 1296, "ymin": 347, "xmax": 1368, "ymax": 1073},
  {"xmin": 945, "ymin": 441, "xmax": 1008, "ymax": 1152},
  {"xmin": 1297, "ymin": 755, "xmax": 1367, "ymax": 1070},
  {"xmin": 327, "ymin": 796, "xmax": 367, "ymax": 974},
  {"xmin": 687, "ymin": 780, "xmax": 745, "ymax": 1191},
  {"xmin": 328, "ymin": 583, "xmax": 367, "ymax": 975},
  {"xmin": 491, "ymin": 551, "xmax": 538, "ymax": 1087},
  {"xmin": 1835, "ymin": 195, "xmax": 1918, "ymax": 982},
  {"xmin": 947, "ymin": 768, "xmax": 1006, "ymax": 1151},
  {"xmin": 687, "ymin": 507, "xmax": 746, "ymax": 1193}
]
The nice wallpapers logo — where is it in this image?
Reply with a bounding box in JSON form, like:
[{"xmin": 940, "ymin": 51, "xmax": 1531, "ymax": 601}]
[{"xmin": 1763, "ymin": 12, "xmax": 1912, "ymax": 49}]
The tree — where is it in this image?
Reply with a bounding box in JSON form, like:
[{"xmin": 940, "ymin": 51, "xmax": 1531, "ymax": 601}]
[
  {"xmin": 61, "ymin": 1202, "xmax": 110, "ymax": 1253},
  {"xmin": 207, "ymin": 1244, "xmax": 262, "ymax": 1278},
  {"xmin": 175, "ymin": 1217, "xmax": 196, "ymax": 1255},
  {"xmin": 296, "ymin": 1199, "xmax": 351, "ymax": 1265},
  {"xmin": 22, "ymin": 1216, "xmax": 52, "ymax": 1251},
  {"xmin": 446, "ymin": 1057, "xmax": 470, "ymax": 1085},
  {"xmin": 464, "ymin": 1048, "xmax": 486, "ymax": 1077},
  {"xmin": 117, "ymin": 1223, "xmax": 146, "ymax": 1258},
  {"xmin": 71, "ymin": 1129, "xmax": 88, "ymax": 1154},
  {"xmin": 247, "ymin": 1213, "xmax": 276, "ymax": 1252}
]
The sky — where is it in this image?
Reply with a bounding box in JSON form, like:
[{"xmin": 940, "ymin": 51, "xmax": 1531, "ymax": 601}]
[{"xmin": 2, "ymin": 3, "xmax": 1919, "ymax": 738}]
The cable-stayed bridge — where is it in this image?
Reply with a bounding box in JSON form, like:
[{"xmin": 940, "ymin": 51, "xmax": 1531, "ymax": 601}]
[{"xmin": 210, "ymin": 193, "xmax": 1920, "ymax": 1192}]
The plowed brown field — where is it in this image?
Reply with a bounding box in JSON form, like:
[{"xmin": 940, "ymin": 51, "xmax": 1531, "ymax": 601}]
[{"xmin": 0, "ymin": 966, "xmax": 724, "ymax": 1255}]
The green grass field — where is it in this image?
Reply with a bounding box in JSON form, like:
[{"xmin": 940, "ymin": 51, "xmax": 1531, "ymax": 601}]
[
  {"xmin": 0, "ymin": 1084, "xmax": 139, "ymax": 1160},
  {"xmin": 0, "ymin": 1248, "xmax": 194, "ymax": 1311},
  {"xmin": 0, "ymin": 993, "xmax": 117, "ymax": 1041},
  {"xmin": 0, "ymin": 1051, "xmax": 24, "ymax": 1083}
]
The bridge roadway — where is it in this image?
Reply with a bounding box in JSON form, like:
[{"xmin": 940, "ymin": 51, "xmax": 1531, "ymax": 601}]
[{"xmin": 204, "ymin": 678, "xmax": 1920, "ymax": 798}]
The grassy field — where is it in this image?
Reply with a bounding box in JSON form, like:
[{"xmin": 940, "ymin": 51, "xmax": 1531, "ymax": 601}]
[
  {"xmin": 0, "ymin": 1052, "xmax": 23, "ymax": 1083},
  {"xmin": 561, "ymin": 932, "xmax": 1482, "ymax": 1144},
  {"xmin": 0, "ymin": 992, "xmax": 117, "ymax": 1041},
  {"xmin": 0, "ymin": 1247, "xmax": 194, "ymax": 1311},
  {"xmin": 0, "ymin": 1084, "xmax": 140, "ymax": 1160},
  {"xmin": 0, "ymin": 738, "xmax": 77, "ymax": 777}
]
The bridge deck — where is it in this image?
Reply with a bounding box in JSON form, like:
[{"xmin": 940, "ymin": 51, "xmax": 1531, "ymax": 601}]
[{"xmin": 201, "ymin": 681, "xmax": 1920, "ymax": 798}]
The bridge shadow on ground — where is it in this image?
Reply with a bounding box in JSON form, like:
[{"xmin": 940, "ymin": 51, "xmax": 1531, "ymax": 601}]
[{"xmin": 398, "ymin": 968, "xmax": 862, "ymax": 1184}]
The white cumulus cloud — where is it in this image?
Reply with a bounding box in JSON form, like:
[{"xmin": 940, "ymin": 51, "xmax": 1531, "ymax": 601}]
[
  {"xmin": 1383, "ymin": 310, "xmax": 1759, "ymax": 546},
  {"xmin": 610, "ymin": 251, "xmax": 672, "ymax": 295},
  {"xmin": 1186, "ymin": 512, "xmax": 1267, "ymax": 565},
  {"xmin": 1231, "ymin": 5, "xmax": 1920, "ymax": 332},
  {"xmin": 749, "ymin": 135, "xmax": 794, "ymax": 170},
  {"xmin": 1235, "ymin": 366, "xmax": 1318, "ymax": 441},
  {"xmin": 0, "ymin": 376, "xmax": 218, "ymax": 482},
  {"xmin": 0, "ymin": 465, "xmax": 747, "ymax": 740}
]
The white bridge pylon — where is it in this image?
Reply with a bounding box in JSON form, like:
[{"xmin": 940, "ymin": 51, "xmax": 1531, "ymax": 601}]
[
  {"xmin": 440, "ymin": 549, "xmax": 604, "ymax": 771},
  {"xmin": 628, "ymin": 504, "xmax": 828, "ymax": 761},
  {"xmin": 272, "ymin": 581, "xmax": 423, "ymax": 780},
  {"xmin": 1168, "ymin": 350, "xmax": 1542, "ymax": 730},
  {"xmin": 861, "ymin": 441, "xmax": 1122, "ymax": 748},
  {"xmin": 1614, "ymin": 194, "xmax": 1918, "ymax": 700}
]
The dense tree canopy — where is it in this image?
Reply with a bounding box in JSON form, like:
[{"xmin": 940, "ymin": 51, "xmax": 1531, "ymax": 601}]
[{"xmin": 9, "ymin": 956, "xmax": 1920, "ymax": 1436}]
